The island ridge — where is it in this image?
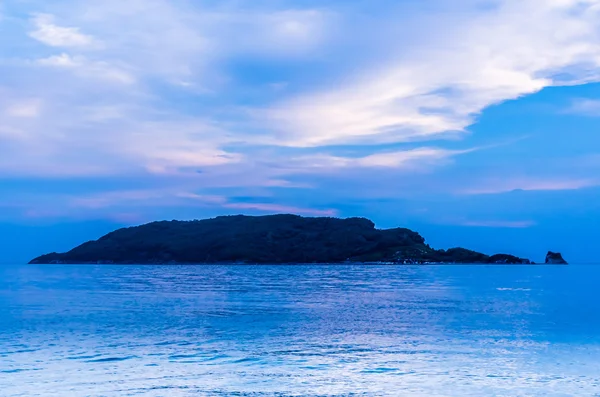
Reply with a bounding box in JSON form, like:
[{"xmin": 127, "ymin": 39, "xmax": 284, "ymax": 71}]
[{"xmin": 30, "ymin": 214, "xmax": 563, "ymax": 265}]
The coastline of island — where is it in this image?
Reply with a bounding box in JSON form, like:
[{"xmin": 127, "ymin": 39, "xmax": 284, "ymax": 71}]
[{"xmin": 29, "ymin": 214, "xmax": 567, "ymax": 265}]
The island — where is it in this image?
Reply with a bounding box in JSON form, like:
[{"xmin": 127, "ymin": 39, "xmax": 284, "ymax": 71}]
[{"xmin": 30, "ymin": 214, "xmax": 538, "ymax": 265}]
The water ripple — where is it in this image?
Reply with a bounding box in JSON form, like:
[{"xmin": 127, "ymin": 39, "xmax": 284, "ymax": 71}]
[{"xmin": 85, "ymin": 355, "xmax": 137, "ymax": 363}]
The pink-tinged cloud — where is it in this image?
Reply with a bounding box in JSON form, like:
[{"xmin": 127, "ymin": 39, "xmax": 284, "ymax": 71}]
[
  {"xmin": 69, "ymin": 190, "xmax": 169, "ymax": 209},
  {"xmin": 67, "ymin": 190, "xmax": 336, "ymax": 218},
  {"xmin": 460, "ymin": 178, "xmax": 599, "ymax": 195},
  {"xmin": 458, "ymin": 220, "xmax": 537, "ymax": 229},
  {"xmin": 224, "ymin": 202, "xmax": 337, "ymax": 217}
]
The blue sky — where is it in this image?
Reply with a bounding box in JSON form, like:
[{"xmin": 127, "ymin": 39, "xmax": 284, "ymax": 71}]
[{"xmin": 2, "ymin": 0, "xmax": 600, "ymax": 263}]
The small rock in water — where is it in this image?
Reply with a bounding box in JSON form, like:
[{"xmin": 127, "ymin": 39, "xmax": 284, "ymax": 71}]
[{"xmin": 545, "ymin": 251, "xmax": 568, "ymax": 264}]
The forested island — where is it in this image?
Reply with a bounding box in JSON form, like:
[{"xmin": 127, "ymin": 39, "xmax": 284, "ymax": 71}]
[{"xmin": 30, "ymin": 214, "xmax": 556, "ymax": 265}]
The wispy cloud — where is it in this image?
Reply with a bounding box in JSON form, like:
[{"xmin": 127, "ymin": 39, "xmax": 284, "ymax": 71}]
[
  {"xmin": 29, "ymin": 14, "xmax": 95, "ymax": 47},
  {"xmin": 564, "ymin": 98, "xmax": 600, "ymax": 116},
  {"xmin": 277, "ymin": 147, "xmax": 475, "ymax": 173},
  {"xmin": 460, "ymin": 178, "xmax": 599, "ymax": 195},
  {"xmin": 4, "ymin": 99, "xmax": 42, "ymax": 118},
  {"xmin": 223, "ymin": 202, "xmax": 337, "ymax": 217},
  {"xmin": 263, "ymin": 0, "xmax": 600, "ymax": 147},
  {"xmin": 355, "ymin": 147, "xmax": 473, "ymax": 168},
  {"xmin": 64, "ymin": 189, "xmax": 338, "ymax": 219},
  {"xmin": 36, "ymin": 53, "xmax": 135, "ymax": 84},
  {"xmin": 457, "ymin": 220, "xmax": 537, "ymax": 229},
  {"xmin": 36, "ymin": 53, "xmax": 80, "ymax": 68}
]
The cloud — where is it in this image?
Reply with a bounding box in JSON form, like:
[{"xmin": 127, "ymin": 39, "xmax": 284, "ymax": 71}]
[
  {"xmin": 564, "ymin": 98, "xmax": 600, "ymax": 116},
  {"xmin": 4, "ymin": 99, "xmax": 42, "ymax": 118},
  {"xmin": 277, "ymin": 147, "xmax": 474, "ymax": 173},
  {"xmin": 29, "ymin": 14, "xmax": 95, "ymax": 47},
  {"xmin": 264, "ymin": 0, "xmax": 600, "ymax": 147},
  {"xmin": 69, "ymin": 190, "xmax": 183, "ymax": 209},
  {"xmin": 225, "ymin": 9, "xmax": 331, "ymax": 58},
  {"xmin": 36, "ymin": 53, "xmax": 135, "ymax": 84},
  {"xmin": 460, "ymin": 178, "xmax": 599, "ymax": 195},
  {"xmin": 36, "ymin": 53, "xmax": 81, "ymax": 68},
  {"xmin": 457, "ymin": 220, "xmax": 537, "ymax": 228},
  {"xmin": 65, "ymin": 189, "xmax": 337, "ymax": 219},
  {"xmin": 3, "ymin": 0, "xmax": 600, "ymax": 224},
  {"xmin": 49, "ymin": 1, "xmax": 331, "ymax": 83},
  {"xmin": 0, "ymin": 111, "xmax": 241, "ymax": 177},
  {"xmin": 355, "ymin": 147, "xmax": 472, "ymax": 168},
  {"xmin": 224, "ymin": 202, "xmax": 337, "ymax": 217},
  {"xmin": 0, "ymin": 1, "xmax": 335, "ymax": 181}
]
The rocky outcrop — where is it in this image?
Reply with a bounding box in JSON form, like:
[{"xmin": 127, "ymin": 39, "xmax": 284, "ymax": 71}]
[
  {"xmin": 29, "ymin": 214, "xmax": 534, "ymax": 265},
  {"xmin": 545, "ymin": 251, "xmax": 568, "ymax": 264}
]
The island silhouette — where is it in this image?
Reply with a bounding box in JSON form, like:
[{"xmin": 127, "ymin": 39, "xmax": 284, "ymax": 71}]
[{"xmin": 30, "ymin": 214, "xmax": 565, "ymax": 265}]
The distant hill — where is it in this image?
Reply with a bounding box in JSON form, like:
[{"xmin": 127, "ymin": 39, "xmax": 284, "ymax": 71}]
[{"xmin": 30, "ymin": 214, "xmax": 533, "ymax": 264}]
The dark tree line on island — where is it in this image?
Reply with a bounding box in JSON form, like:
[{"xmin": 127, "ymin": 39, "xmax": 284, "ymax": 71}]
[{"xmin": 30, "ymin": 215, "xmax": 567, "ymax": 265}]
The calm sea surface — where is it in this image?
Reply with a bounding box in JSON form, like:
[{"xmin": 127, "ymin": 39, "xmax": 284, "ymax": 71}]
[{"xmin": 1, "ymin": 264, "xmax": 600, "ymax": 396}]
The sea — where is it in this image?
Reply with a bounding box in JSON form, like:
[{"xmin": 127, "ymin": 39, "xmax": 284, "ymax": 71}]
[{"xmin": 1, "ymin": 264, "xmax": 599, "ymax": 397}]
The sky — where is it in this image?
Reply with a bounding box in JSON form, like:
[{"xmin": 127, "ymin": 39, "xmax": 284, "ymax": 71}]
[{"xmin": 1, "ymin": 0, "xmax": 600, "ymax": 264}]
